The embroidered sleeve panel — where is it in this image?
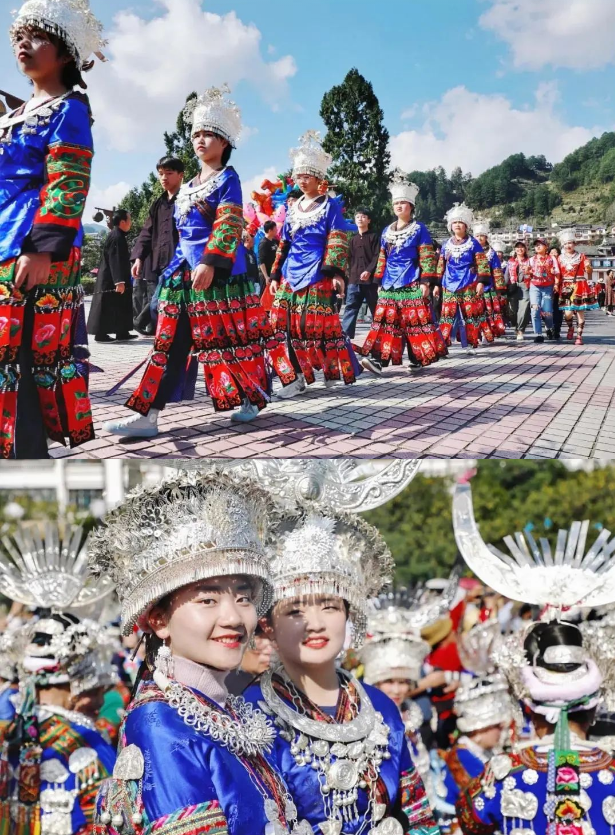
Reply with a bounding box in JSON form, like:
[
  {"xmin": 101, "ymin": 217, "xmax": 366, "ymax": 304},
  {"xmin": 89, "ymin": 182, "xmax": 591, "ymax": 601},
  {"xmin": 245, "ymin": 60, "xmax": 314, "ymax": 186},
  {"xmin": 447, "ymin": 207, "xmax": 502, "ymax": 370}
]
[
  {"xmin": 418, "ymin": 244, "xmax": 438, "ymax": 280},
  {"xmin": 374, "ymin": 246, "xmax": 387, "ymax": 281},
  {"xmin": 474, "ymin": 251, "xmax": 491, "ymax": 281},
  {"xmin": 400, "ymin": 767, "xmax": 439, "ymax": 834},
  {"xmin": 147, "ymin": 800, "xmax": 228, "ymax": 835},
  {"xmin": 322, "ymin": 228, "xmax": 350, "ymax": 277},
  {"xmin": 436, "ymin": 251, "xmax": 446, "ymax": 279},
  {"xmin": 270, "ymin": 239, "xmax": 290, "ymax": 281},
  {"xmin": 201, "ymin": 203, "xmax": 243, "ymax": 272},
  {"xmin": 455, "ymin": 787, "xmax": 497, "ymax": 835}
]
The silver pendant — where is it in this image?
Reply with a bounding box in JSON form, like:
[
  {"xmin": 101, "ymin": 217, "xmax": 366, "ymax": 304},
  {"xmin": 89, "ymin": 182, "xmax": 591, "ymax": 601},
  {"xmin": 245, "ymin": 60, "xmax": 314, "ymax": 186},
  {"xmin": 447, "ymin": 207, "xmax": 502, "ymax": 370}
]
[
  {"xmin": 265, "ymin": 799, "xmax": 280, "ymax": 822},
  {"xmin": 327, "ymin": 759, "xmax": 358, "ymax": 791},
  {"xmin": 319, "ymin": 821, "xmax": 342, "ymax": 835},
  {"xmin": 373, "ymin": 802, "xmax": 387, "ymax": 822},
  {"xmin": 373, "ymin": 817, "xmax": 404, "ymax": 835}
]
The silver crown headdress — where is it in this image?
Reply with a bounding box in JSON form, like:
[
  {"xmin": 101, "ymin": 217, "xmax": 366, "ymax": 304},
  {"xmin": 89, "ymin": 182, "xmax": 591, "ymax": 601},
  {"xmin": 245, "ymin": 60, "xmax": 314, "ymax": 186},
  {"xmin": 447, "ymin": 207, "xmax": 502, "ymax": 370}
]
[
  {"xmin": 290, "ymin": 130, "xmax": 332, "ymax": 181},
  {"xmin": 10, "ymin": 0, "xmax": 106, "ymax": 70},
  {"xmin": 69, "ymin": 625, "xmax": 119, "ymax": 698},
  {"xmin": 183, "ymin": 84, "xmax": 242, "ymax": 147},
  {"xmin": 472, "ymin": 220, "xmax": 490, "ymax": 237},
  {"xmin": 457, "ymin": 618, "xmax": 502, "ymax": 677},
  {"xmin": 88, "ymin": 468, "xmax": 281, "ymax": 635},
  {"xmin": 0, "ymin": 522, "xmax": 114, "ymax": 611},
  {"xmin": 490, "ymin": 237, "xmax": 505, "ymax": 253},
  {"xmin": 452, "ymin": 482, "xmax": 615, "ymax": 613},
  {"xmin": 558, "ymin": 228, "xmax": 576, "ymax": 244},
  {"xmin": 390, "ymin": 169, "xmax": 419, "ymax": 206},
  {"xmin": 361, "ymin": 590, "xmax": 431, "ymax": 686},
  {"xmin": 454, "ymin": 673, "xmax": 513, "ymax": 734},
  {"xmin": 445, "ymin": 202, "xmax": 474, "ymax": 233},
  {"xmin": 22, "ymin": 615, "xmax": 102, "ymax": 686},
  {"xmin": 269, "ymin": 511, "xmax": 394, "ymax": 646},
  {"xmin": 0, "ymin": 630, "xmax": 19, "ymax": 682}
]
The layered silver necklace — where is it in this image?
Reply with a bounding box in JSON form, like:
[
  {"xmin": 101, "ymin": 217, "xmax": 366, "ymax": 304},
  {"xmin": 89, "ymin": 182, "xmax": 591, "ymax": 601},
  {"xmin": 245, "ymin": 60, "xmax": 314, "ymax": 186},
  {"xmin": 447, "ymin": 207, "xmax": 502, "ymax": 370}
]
[{"xmin": 260, "ymin": 668, "xmax": 402, "ymax": 835}]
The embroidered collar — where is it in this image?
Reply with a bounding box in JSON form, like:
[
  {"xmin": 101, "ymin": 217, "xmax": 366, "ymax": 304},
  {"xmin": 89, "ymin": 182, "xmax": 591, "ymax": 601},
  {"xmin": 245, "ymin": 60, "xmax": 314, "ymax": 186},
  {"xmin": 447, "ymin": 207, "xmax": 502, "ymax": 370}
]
[
  {"xmin": 559, "ymin": 251, "xmax": 582, "ymax": 269},
  {"xmin": 287, "ymin": 195, "xmax": 329, "ymax": 232},
  {"xmin": 457, "ymin": 735, "xmax": 490, "ymax": 764},
  {"xmin": 384, "ymin": 220, "xmax": 420, "ymax": 250},
  {"xmin": 445, "ymin": 236, "xmax": 474, "ymax": 260},
  {"xmin": 175, "ymin": 166, "xmax": 228, "ymax": 222}
]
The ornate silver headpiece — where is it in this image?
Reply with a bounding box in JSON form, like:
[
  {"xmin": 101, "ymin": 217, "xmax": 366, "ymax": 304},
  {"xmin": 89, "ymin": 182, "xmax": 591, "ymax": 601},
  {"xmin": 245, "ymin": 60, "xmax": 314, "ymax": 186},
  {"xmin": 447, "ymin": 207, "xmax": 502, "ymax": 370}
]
[
  {"xmin": 69, "ymin": 626, "xmax": 119, "ymax": 697},
  {"xmin": 558, "ymin": 228, "xmax": 576, "ymax": 244},
  {"xmin": 458, "ymin": 618, "xmax": 502, "ymax": 676},
  {"xmin": 183, "ymin": 84, "xmax": 242, "ymax": 147},
  {"xmin": 454, "ymin": 673, "xmax": 513, "ymax": 734},
  {"xmin": 88, "ymin": 468, "xmax": 280, "ymax": 635},
  {"xmin": 167, "ymin": 460, "xmax": 422, "ymax": 514},
  {"xmin": 0, "ymin": 522, "xmax": 114, "ymax": 611},
  {"xmin": 10, "ymin": 0, "xmax": 106, "ymax": 70},
  {"xmin": 290, "ymin": 130, "xmax": 332, "ymax": 180},
  {"xmin": 445, "ymin": 202, "xmax": 474, "ymax": 233},
  {"xmin": 22, "ymin": 615, "xmax": 102, "ymax": 686},
  {"xmin": 0, "ymin": 630, "xmax": 19, "ymax": 682},
  {"xmin": 269, "ymin": 511, "xmax": 393, "ymax": 645},
  {"xmin": 390, "ymin": 168, "xmax": 419, "ymax": 206},
  {"xmin": 361, "ymin": 591, "xmax": 430, "ymax": 685},
  {"xmin": 453, "ymin": 482, "xmax": 615, "ymax": 612}
]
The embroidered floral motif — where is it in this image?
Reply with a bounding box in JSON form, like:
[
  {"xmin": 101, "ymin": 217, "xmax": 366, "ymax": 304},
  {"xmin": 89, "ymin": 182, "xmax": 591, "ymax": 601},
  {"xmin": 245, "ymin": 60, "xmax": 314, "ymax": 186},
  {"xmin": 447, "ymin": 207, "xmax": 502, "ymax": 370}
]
[
  {"xmin": 204, "ymin": 203, "xmax": 243, "ymax": 263},
  {"xmin": 400, "ymin": 767, "xmax": 439, "ymax": 833},
  {"xmin": 34, "ymin": 142, "xmax": 92, "ymax": 230},
  {"xmin": 418, "ymin": 243, "xmax": 437, "ymax": 279},
  {"xmin": 323, "ymin": 229, "xmax": 349, "ymax": 274}
]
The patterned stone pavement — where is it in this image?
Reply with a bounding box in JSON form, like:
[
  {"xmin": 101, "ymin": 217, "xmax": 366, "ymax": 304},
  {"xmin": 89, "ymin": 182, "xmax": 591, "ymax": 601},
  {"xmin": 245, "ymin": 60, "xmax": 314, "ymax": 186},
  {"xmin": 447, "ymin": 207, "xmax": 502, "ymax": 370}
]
[{"xmin": 52, "ymin": 308, "xmax": 615, "ymax": 460}]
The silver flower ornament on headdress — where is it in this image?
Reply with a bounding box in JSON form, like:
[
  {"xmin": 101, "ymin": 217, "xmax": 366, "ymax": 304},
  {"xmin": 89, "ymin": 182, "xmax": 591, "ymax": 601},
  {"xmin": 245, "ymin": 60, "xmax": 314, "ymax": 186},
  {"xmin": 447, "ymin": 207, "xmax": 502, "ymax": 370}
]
[
  {"xmin": 290, "ymin": 130, "xmax": 332, "ymax": 181},
  {"xmin": 10, "ymin": 0, "xmax": 106, "ymax": 70},
  {"xmin": 88, "ymin": 468, "xmax": 282, "ymax": 635},
  {"xmin": 269, "ymin": 510, "xmax": 393, "ymax": 646},
  {"xmin": 445, "ymin": 202, "xmax": 474, "ymax": 233},
  {"xmin": 183, "ymin": 84, "xmax": 242, "ymax": 147}
]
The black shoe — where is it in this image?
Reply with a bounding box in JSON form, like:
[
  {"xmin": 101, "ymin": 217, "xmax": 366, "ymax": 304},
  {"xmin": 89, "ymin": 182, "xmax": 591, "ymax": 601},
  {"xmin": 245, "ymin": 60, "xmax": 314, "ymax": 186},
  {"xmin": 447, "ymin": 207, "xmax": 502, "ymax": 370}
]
[
  {"xmin": 95, "ymin": 334, "xmax": 115, "ymax": 343},
  {"xmin": 144, "ymin": 325, "xmax": 155, "ymax": 336},
  {"xmin": 546, "ymin": 329, "xmax": 554, "ymax": 340},
  {"xmin": 534, "ymin": 335, "xmax": 545, "ymax": 344},
  {"xmin": 115, "ymin": 332, "xmax": 139, "ymax": 341}
]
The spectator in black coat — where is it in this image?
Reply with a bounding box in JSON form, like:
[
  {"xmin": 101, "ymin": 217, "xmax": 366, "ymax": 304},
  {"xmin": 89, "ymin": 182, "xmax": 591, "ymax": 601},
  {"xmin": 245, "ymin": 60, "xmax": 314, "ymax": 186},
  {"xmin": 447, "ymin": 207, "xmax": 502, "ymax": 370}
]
[
  {"xmin": 86, "ymin": 210, "xmax": 138, "ymax": 342},
  {"xmin": 130, "ymin": 156, "xmax": 184, "ymax": 335}
]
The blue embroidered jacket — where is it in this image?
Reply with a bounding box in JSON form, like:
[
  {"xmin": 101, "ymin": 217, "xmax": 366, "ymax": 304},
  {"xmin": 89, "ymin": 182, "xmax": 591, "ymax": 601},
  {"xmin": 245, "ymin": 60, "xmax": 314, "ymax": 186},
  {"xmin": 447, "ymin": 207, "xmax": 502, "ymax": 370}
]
[
  {"xmin": 271, "ymin": 196, "xmax": 349, "ymax": 293},
  {"xmin": 375, "ymin": 221, "xmax": 438, "ymax": 290},
  {"xmin": 483, "ymin": 249, "xmax": 503, "ymax": 292},
  {"xmin": 0, "ymin": 93, "xmax": 92, "ymax": 264},
  {"xmin": 163, "ymin": 166, "xmax": 246, "ymax": 280},
  {"xmin": 0, "ymin": 684, "xmax": 17, "ymax": 722},
  {"xmin": 455, "ymin": 746, "xmax": 615, "ymax": 834},
  {"xmin": 437, "ymin": 237, "xmax": 490, "ymax": 293},
  {"xmin": 244, "ymin": 677, "xmax": 439, "ymax": 835},
  {"xmin": 95, "ymin": 679, "xmax": 297, "ymax": 835}
]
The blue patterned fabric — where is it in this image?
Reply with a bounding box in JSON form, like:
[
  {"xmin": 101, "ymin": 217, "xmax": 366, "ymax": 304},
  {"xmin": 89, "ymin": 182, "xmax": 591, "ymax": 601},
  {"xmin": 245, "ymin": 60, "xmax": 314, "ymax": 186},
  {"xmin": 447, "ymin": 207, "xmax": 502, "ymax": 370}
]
[
  {"xmin": 483, "ymin": 249, "xmax": 502, "ymax": 291},
  {"xmin": 440, "ymin": 745, "xmax": 486, "ymax": 806},
  {"xmin": 0, "ymin": 94, "xmax": 92, "ymax": 262},
  {"xmin": 162, "ymin": 166, "xmax": 246, "ymax": 279},
  {"xmin": 115, "ymin": 682, "xmax": 284, "ymax": 835},
  {"xmin": 244, "ymin": 680, "xmax": 415, "ymax": 834},
  {"xmin": 441, "ymin": 236, "xmax": 485, "ymax": 292},
  {"xmin": 0, "ymin": 685, "xmax": 17, "ymax": 721},
  {"xmin": 379, "ymin": 222, "xmax": 434, "ymax": 290},
  {"xmin": 278, "ymin": 197, "xmax": 347, "ymax": 292}
]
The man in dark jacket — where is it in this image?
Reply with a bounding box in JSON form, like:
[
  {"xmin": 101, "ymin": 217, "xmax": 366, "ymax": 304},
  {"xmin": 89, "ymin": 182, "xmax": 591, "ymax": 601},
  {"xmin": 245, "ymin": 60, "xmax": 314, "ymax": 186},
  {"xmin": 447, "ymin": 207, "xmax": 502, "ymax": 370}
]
[
  {"xmin": 87, "ymin": 210, "xmax": 137, "ymax": 342},
  {"xmin": 342, "ymin": 207, "xmax": 380, "ymax": 339},
  {"xmin": 131, "ymin": 156, "xmax": 184, "ymax": 335}
]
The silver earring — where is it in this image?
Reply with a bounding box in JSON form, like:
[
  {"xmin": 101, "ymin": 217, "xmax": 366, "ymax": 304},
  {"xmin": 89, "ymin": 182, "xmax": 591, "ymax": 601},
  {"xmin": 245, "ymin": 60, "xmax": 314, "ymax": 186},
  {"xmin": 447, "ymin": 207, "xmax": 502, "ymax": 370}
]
[{"xmin": 155, "ymin": 641, "xmax": 174, "ymax": 678}]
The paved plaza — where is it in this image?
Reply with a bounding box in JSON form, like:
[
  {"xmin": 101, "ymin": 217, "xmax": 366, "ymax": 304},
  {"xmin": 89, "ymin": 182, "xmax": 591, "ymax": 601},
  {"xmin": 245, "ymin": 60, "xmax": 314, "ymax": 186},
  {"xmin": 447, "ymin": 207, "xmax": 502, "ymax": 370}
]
[{"xmin": 52, "ymin": 308, "xmax": 615, "ymax": 460}]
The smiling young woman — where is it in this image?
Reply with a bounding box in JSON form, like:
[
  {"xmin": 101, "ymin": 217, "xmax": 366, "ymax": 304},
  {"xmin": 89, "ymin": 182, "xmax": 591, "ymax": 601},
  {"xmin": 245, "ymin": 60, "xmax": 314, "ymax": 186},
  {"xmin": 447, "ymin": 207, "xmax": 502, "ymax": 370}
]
[
  {"xmin": 0, "ymin": 0, "xmax": 104, "ymax": 457},
  {"xmin": 89, "ymin": 469, "xmax": 312, "ymax": 835},
  {"xmin": 244, "ymin": 511, "xmax": 439, "ymax": 835}
]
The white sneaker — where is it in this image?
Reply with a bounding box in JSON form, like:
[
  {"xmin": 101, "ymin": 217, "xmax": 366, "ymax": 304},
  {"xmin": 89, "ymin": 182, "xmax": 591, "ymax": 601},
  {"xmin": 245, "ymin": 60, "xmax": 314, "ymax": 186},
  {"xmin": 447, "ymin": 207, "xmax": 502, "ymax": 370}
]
[
  {"xmin": 276, "ymin": 376, "xmax": 307, "ymax": 399},
  {"xmin": 230, "ymin": 399, "xmax": 260, "ymax": 423},
  {"xmin": 324, "ymin": 377, "xmax": 341, "ymax": 389},
  {"xmin": 104, "ymin": 409, "xmax": 159, "ymax": 438},
  {"xmin": 516, "ymin": 331, "xmax": 524, "ymax": 341},
  {"xmin": 465, "ymin": 347, "xmax": 477, "ymax": 356}
]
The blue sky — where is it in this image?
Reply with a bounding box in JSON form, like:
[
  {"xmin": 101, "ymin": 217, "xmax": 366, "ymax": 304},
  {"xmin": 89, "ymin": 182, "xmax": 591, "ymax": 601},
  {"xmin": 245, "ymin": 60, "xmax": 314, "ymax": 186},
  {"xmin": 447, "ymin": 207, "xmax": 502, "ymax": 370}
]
[{"xmin": 3, "ymin": 0, "xmax": 614, "ymax": 217}]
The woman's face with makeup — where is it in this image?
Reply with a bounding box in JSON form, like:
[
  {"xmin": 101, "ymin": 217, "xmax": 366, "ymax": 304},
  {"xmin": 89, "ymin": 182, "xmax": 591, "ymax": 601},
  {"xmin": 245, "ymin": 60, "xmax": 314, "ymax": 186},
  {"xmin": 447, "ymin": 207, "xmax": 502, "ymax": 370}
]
[{"xmin": 148, "ymin": 575, "xmax": 258, "ymax": 671}]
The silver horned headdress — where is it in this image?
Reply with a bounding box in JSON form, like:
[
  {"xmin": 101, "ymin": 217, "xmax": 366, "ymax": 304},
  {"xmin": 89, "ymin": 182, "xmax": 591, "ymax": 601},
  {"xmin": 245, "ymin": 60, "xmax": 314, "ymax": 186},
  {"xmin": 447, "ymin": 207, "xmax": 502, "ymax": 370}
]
[
  {"xmin": 269, "ymin": 510, "xmax": 394, "ymax": 646},
  {"xmin": 290, "ymin": 130, "xmax": 332, "ymax": 181},
  {"xmin": 88, "ymin": 468, "xmax": 281, "ymax": 635},
  {"xmin": 452, "ymin": 481, "xmax": 615, "ymax": 612},
  {"xmin": 0, "ymin": 522, "xmax": 113, "ymax": 611},
  {"xmin": 183, "ymin": 84, "xmax": 242, "ymax": 148},
  {"xmin": 10, "ymin": 0, "xmax": 106, "ymax": 70},
  {"xmin": 361, "ymin": 590, "xmax": 431, "ymax": 686}
]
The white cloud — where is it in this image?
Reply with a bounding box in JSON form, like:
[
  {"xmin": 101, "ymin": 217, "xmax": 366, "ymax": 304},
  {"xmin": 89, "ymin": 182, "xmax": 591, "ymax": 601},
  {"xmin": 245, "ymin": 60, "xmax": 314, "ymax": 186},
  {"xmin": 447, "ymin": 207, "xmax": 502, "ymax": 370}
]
[
  {"xmin": 88, "ymin": 0, "xmax": 296, "ymax": 153},
  {"xmin": 389, "ymin": 84, "xmax": 602, "ymax": 177},
  {"xmin": 479, "ymin": 0, "xmax": 615, "ymax": 70},
  {"xmin": 85, "ymin": 181, "xmax": 131, "ymax": 224}
]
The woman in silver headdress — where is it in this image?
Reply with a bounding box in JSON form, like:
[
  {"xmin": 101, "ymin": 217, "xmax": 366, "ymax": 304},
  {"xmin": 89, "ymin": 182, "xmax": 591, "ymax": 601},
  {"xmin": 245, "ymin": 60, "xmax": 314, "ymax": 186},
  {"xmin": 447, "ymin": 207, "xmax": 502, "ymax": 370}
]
[
  {"xmin": 244, "ymin": 510, "xmax": 439, "ymax": 835},
  {"xmin": 90, "ymin": 469, "xmax": 311, "ymax": 835},
  {"xmin": 0, "ymin": 0, "xmax": 105, "ymax": 457}
]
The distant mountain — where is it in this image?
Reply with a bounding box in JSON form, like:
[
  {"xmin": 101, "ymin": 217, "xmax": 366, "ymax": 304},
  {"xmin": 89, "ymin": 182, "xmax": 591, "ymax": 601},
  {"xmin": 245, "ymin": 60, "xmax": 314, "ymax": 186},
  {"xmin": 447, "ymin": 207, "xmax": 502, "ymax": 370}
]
[
  {"xmin": 83, "ymin": 223, "xmax": 107, "ymax": 235},
  {"xmin": 409, "ymin": 132, "xmax": 615, "ymax": 227}
]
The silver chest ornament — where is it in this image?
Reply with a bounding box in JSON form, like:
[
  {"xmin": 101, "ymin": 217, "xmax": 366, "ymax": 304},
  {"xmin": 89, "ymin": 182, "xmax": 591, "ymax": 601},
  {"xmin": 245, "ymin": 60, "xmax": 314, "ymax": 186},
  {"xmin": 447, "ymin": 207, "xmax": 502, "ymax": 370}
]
[{"xmin": 261, "ymin": 671, "xmax": 402, "ymax": 834}]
